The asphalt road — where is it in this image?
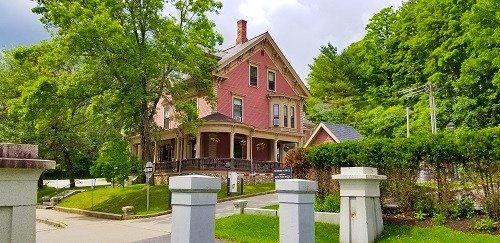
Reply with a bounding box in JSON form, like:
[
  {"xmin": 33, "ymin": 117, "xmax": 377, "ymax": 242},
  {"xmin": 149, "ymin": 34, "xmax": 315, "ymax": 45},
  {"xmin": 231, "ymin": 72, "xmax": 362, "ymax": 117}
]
[{"xmin": 36, "ymin": 193, "xmax": 278, "ymax": 243}]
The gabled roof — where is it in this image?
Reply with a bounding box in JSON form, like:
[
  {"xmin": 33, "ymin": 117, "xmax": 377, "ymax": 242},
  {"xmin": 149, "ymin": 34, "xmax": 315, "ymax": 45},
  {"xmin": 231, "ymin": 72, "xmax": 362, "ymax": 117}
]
[
  {"xmin": 214, "ymin": 32, "xmax": 310, "ymax": 97},
  {"xmin": 200, "ymin": 112, "xmax": 241, "ymax": 123},
  {"xmin": 305, "ymin": 122, "xmax": 362, "ymax": 146}
]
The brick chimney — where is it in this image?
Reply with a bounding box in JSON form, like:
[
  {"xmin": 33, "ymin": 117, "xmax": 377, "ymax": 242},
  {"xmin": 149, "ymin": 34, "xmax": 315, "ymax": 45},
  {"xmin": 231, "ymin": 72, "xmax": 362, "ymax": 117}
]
[{"xmin": 236, "ymin": 19, "xmax": 248, "ymax": 45}]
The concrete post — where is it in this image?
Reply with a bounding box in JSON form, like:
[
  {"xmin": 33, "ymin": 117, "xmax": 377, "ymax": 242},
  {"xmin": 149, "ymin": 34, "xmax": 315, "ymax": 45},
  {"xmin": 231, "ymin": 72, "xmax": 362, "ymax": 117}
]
[
  {"xmin": 332, "ymin": 167, "xmax": 387, "ymax": 243},
  {"xmin": 276, "ymin": 179, "xmax": 318, "ymax": 243},
  {"xmin": 233, "ymin": 200, "xmax": 248, "ymax": 214},
  {"xmin": 169, "ymin": 175, "xmax": 221, "ymax": 243},
  {"xmin": 0, "ymin": 143, "xmax": 55, "ymax": 243}
]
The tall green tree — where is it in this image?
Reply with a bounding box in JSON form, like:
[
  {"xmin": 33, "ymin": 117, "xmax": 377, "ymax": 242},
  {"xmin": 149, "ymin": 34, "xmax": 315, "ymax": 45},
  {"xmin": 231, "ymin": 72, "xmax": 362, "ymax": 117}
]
[{"xmin": 33, "ymin": 0, "xmax": 223, "ymax": 162}]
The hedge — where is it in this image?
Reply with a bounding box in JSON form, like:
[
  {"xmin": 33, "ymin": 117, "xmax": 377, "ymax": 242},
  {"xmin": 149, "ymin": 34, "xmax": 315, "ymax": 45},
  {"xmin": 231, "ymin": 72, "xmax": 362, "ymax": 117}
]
[{"xmin": 291, "ymin": 127, "xmax": 500, "ymax": 217}]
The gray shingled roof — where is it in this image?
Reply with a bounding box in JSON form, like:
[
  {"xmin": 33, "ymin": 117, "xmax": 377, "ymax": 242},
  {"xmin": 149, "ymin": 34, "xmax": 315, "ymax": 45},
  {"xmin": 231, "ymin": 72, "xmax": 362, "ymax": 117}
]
[
  {"xmin": 215, "ymin": 33, "xmax": 267, "ymax": 66},
  {"xmin": 321, "ymin": 122, "xmax": 362, "ymax": 142},
  {"xmin": 201, "ymin": 112, "xmax": 241, "ymax": 123}
]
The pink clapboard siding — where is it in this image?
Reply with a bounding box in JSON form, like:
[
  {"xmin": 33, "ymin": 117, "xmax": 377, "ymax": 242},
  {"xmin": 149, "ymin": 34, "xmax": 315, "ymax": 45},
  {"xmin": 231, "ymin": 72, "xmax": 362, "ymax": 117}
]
[
  {"xmin": 216, "ymin": 50, "xmax": 298, "ymax": 129},
  {"xmin": 309, "ymin": 128, "xmax": 336, "ymax": 146}
]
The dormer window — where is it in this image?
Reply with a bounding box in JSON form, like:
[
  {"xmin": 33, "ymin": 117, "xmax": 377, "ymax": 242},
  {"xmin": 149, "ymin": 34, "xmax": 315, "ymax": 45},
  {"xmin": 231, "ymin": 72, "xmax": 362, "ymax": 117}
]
[
  {"xmin": 268, "ymin": 70, "xmax": 276, "ymax": 91},
  {"xmin": 164, "ymin": 106, "xmax": 171, "ymax": 129},
  {"xmin": 233, "ymin": 98, "xmax": 243, "ymax": 122},
  {"xmin": 249, "ymin": 65, "xmax": 258, "ymax": 87}
]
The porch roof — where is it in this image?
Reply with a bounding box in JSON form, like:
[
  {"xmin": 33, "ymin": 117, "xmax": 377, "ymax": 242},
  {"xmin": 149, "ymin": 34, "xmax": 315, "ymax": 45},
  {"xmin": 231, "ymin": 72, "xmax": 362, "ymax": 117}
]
[{"xmin": 201, "ymin": 112, "xmax": 242, "ymax": 123}]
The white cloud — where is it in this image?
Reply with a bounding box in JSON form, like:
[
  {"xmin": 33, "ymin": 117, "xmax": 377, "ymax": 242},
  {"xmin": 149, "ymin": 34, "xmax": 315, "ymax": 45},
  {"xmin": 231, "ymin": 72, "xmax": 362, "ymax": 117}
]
[{"xmin": 237, "ymin": 0, "xmax": 308, "ymax": 25}]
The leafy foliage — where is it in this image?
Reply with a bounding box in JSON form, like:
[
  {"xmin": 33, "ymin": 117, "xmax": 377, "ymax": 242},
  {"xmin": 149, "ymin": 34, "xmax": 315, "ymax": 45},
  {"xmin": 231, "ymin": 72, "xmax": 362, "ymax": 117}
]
[
  {"xmin": 91, "ymin": 140, "xmax": 137, "ymax": 185},
  {"xmin": 307, "ymin": 0, "xmax": 500, "ymax": 137}
]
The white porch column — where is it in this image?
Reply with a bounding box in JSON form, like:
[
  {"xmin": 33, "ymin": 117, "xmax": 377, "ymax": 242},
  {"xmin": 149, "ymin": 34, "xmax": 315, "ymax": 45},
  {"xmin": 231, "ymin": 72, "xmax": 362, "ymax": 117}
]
[
  {"xmin": 175, "ymin": 137, "xmax": 180, "ymax": 161},
  {"xmin": 332, "ymin": 167, "xmax": 387, "ymax": 243},
  {"xmin": 153, "ymin": 142, "xmax": 158, "ymax": 162},
  {"xmin": 230, "ymin": 132, "xmax": 235, "ymax": 159},
  {"xmin": 169, "ymin": 175, "xmax": 221, "ymax": 243},
  {"xmin": 0, "ymin": 144, "xmax": 55, "ymax": 243},
  {"xmin": 277, "ymin": 179, "xmax": 318, "ymax": 243},
  {"xmin": 272, "ymin": 139, "xmax": 278, "ymax": 162},
  {"xmin": 246, "ymin": 135, "xmax": 251, "ymax": 160},
  {"xmin": 195, "ymin": 133, "xmax": 201, "ymax": 159}
]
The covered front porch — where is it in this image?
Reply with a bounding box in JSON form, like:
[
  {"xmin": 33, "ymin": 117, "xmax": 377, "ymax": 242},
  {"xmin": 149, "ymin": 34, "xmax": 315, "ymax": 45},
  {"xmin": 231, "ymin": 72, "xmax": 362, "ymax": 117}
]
[{"xmin": 147, "ymin": 122, "xmax": 301, "ymax": 174}]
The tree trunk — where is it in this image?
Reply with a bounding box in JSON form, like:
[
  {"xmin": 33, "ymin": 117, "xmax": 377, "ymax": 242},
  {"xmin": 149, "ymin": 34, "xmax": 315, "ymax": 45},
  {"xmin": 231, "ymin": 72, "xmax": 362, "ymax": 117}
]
[
  {"xmin": 38, "ymin": 172, "xmax": 44, "ymax": 189},
  {"xmin": 62, "ymin": 148, "xmax": 76, "ymax": 188},
  {"xmin": 140, "ymin": 76, "xmax": 154, "ymax": 163}
]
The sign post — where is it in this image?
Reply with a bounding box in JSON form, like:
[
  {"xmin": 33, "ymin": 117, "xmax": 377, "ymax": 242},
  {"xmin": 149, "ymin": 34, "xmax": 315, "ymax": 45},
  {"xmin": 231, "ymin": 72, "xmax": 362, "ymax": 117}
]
[
  {"xmin": 144, "ymin": 161, "xmax": 154, "ymax": 211},
  {"xmin": 273, "ymin": 167, "xmax": 292, "ymax": 180}
]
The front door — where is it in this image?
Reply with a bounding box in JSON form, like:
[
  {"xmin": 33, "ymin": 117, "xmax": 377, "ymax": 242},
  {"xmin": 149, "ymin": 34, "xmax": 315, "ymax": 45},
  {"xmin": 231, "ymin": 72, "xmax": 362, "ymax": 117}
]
[{"xmin": 234, "ymin": 138, "xmax": 243, "ymax": 159}]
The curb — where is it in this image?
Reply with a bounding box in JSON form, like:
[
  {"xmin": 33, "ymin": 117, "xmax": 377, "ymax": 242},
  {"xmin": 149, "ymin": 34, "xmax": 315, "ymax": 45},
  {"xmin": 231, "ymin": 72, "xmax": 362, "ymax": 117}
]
[
  {"xmin": 47, "ymin": 190, "xmax": 276, "ymax": 220},
  {"xmin": 217, "ymin": 190, "xmax": 277, "ymax": 203},
  {"xmin": 36, "ymin": 218, "xmax": 67, "ymax": 228}
]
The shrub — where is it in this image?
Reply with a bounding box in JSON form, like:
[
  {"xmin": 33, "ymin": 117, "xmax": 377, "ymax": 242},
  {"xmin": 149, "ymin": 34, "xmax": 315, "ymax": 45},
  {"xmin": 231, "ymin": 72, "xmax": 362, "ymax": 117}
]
[
  {"xmin": 473, "ymin": 217, "xmax": 498, "ymax": 232},
  {"xmin": 450, "ymin": 196, "xmax": 475, "ymax": 220},
  {"xmin": 283, "ymin": 148, "xmax": 310, "ymax": 179},
  {"xmin": 315, "ymin": 194, "xmax": 341, "ymax": 213},
  {"xmin": 482, "ymin": 192, "xmax": 500, "ymax": 220},
  {"xmin": 414, "ymin": 193, "xmax": 436, "ymax": 218},
  {"xmin": 432, "ymin": 212, "xmax": 446, "ymax": 226}
]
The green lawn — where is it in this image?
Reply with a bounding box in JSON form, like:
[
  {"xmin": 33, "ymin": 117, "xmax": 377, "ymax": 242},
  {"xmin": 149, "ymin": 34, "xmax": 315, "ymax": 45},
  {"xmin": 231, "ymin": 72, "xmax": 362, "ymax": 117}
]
[
  {"xmin": 215, "ymin": 215, "xmax": 500, "ymax": 243},
  {"xmin": 217, "ymin": 182, "xmax": 274, "ymax": 199},
  {"xmin": 56, "ymin": 182, "xmax": 275, "ymax": 215},
  {"xmin": 58, "ymin": 184, "xmax": 170, "ymax": 215},
  {"xmin": 262, "ymin": 204, "xmax": 279, "ymax": 210},
  {"xmin": 379, "ymin": 223, "xmax": 500, "ymax": 243},
  {"xmin": 215, "ymin": 214, "xmax": 338, "ymax": 243},
  {"xmin": 37, "ymin": 186, "xmax": 59, "ymax": 203}
]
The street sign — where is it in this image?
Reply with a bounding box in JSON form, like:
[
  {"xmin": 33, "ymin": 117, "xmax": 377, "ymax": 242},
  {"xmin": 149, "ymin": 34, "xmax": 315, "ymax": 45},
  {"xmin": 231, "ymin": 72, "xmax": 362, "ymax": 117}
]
[
  {"xmin": 144, "ymin": 161, "xmax": 154, "ymax": 179},
  {"xmin": 273, "ymin": 167, "xmax": 292, "ymax": 180}
]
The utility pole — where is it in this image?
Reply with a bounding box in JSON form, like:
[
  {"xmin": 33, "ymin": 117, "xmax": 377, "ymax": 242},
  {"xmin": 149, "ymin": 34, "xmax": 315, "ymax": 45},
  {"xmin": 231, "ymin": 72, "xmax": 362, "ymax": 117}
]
[{"xmin": 399, "ymin": 83, "xmax": 437, "ymax": 135}]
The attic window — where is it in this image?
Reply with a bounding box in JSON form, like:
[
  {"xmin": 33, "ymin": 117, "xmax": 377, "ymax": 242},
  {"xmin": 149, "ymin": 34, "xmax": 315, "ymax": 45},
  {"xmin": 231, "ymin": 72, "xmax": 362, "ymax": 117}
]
[
  {"xmin": 249, "ymin": 65, "xmax": 258, "ymax": 87},
  {"xmin": 268, "ymin": 70, "xmax": 276, "ymax": 91}
]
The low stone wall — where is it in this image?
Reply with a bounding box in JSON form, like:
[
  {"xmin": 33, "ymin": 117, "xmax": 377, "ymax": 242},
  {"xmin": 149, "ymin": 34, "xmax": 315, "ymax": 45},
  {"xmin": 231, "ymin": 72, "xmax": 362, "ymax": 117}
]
[{"xmin": 242, "ymin": 207, "xmax": 340, "ymax": 225}]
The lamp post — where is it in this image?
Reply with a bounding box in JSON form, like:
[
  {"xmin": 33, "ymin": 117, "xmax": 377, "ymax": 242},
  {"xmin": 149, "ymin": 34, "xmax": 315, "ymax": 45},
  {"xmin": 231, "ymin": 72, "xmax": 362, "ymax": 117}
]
[{"xmin": 447, "ymin": 121, "xmax": 456, "ymax": 132}]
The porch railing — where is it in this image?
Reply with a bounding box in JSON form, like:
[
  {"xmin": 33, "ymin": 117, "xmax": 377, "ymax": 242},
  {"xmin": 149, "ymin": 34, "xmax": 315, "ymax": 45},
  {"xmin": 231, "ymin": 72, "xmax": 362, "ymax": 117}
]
[{"xmin": 154, "ymin": 158, "xmax": 282, "ymax": 173}]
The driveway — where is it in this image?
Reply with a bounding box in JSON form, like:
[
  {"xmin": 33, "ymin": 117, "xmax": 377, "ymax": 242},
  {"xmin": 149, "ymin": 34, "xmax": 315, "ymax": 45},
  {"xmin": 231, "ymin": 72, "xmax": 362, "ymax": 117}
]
[{"xmin": 36, "ymin": 193, "xmax": 277, "ymax": 243}]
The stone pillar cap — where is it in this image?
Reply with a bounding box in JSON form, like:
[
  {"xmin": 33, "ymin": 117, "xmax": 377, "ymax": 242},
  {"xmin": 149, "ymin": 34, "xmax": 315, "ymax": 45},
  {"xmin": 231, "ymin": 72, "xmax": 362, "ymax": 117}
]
[
  {"xmin": 0, "ymin": 143, "xmax": 38, "ymax": 159},
  {"xmin": 276, "ymin": 179, "xmax": 318, "ymax": 193},
  {"xmin": 0, "ymin": 158, "xmax": 55, "ymax": 170},
  {"xmin": 332, "ymin": 167, "xmax": 386, "ymax": 180},
  {"xmin": 169, "ymin": 175, "xmax": 221, "ymax": 192}
]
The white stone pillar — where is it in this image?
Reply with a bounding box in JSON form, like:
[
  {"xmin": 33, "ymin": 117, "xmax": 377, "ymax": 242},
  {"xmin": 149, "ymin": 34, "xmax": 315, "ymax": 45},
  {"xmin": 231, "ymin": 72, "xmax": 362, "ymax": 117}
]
[
  {"xmin": 195, "ymin": 133, "xmax": 201, "ymax": 159},
  {"xmin": 0, "ymin": 144, "xmax": 55, "ymax": 243},
  {"xmin": 332, "ymin": 167, "xmax": 387, "ymax": 243},
  {"xmin": 229, "ymin": 132, "xmax": 235, "ymax": 159},
  {"xmin": 169, "ymin": 175, "xmax": 221, "ymax": 243},
  {"xmin": 276, "ymin": 179, "xmax": 318, "ymax": 243},
  {"xmin": 246, "ymin": 135, "xmax": 251, "ymax": 160}
]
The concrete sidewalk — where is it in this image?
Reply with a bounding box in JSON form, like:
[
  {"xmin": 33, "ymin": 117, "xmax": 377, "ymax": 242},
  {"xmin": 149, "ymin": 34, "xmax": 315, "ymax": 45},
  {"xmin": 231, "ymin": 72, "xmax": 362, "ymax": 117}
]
[{"xmin": 36, "ymin": 193, "xmax": 277, "ymax": 243}]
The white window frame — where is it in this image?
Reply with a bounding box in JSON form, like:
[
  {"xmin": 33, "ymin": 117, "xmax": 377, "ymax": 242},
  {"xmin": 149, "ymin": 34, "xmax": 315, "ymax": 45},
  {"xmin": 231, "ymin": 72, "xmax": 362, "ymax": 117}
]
[
  {"xmin": 273, "ymin": 104, "xmax": 280, "ymax": 127},
  {"xmin": 290, "ymin": 106, "xmax": 295, "ymax": 129},
  {"xmin": 249, "ymin": 65, "xmax": 258, "ymax": 87},
  {"xmin": 267, "ymin": 70, "xmax": 276, "ymax": 92},
  {"xmin": 232, "ymin": 96, "xmax": 243, "ymax": 122},
  {"xmin": 163, "ymin": 105, "xmax": 171, "ymax": 129}
]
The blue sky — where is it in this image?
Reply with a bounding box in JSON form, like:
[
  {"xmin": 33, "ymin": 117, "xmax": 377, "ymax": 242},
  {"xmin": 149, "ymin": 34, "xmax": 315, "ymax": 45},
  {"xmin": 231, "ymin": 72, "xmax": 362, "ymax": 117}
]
[{"xmin": 0, "ymin": 0, "xmax": 402, "ymax": 81}]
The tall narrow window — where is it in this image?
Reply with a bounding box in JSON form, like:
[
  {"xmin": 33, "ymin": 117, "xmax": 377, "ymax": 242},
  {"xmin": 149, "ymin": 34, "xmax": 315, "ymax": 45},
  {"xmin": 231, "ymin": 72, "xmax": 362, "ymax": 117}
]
[
  {"xmin": 291, "ymin": 107, "xmax": 295, "ymax": 128},
  {"xmin": 284, "ymin": 105, "xmax": 288, "ymax": 127},
  {"xmin": 273, "ymin": 104, "xmax": 280, "ymax": 127},
  {"xmin": 233, "ymin": 98, "xmax": 243, "ymax": 122},
  {"xmin": 268, "ymin": 71, "xmax": 276, "ymax": 91},
  {"xmin": 249, "ymin": 65, "xmax": 258, "ymax": 86},
  {"xmin": 164, "ymin": 106, "xmax": 171, "ymax": 129}
]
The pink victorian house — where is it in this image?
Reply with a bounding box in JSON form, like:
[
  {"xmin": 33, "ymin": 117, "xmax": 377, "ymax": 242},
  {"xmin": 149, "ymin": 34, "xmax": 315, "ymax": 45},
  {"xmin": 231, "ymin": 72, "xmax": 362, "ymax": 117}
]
[{"xmin": 131, "ymin": 20, "xmax": 311, "ymax": 174}]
